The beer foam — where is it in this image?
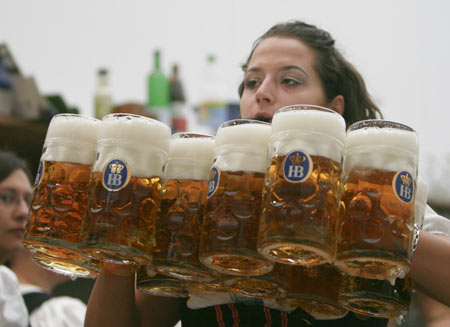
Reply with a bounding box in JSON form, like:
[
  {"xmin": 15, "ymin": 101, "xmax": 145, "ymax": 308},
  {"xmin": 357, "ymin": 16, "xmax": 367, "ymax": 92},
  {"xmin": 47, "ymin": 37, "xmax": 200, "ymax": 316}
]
[
  {"xmin": 346, "ymin": 127, "xmax": 418, "ymax": 154},
  {"xmin": 165, "ymin": 137, "xmax": 215, "ymax": 180},
  {"xmin": 42, "ymin": 114, "xmax": 100, "ymax": 165},
  {"xmin": 344, "ymin": 127, "xmax": 419, "ymax": 172},
  {"xmin": 270, "ymin": 132, "xmax": 343, "ymax": 163},
  {"xmin": 215, "ymin": 122, "xmax": 271, "ymax": 148},
  {"xmin": 93, "ymin": 115, "xmax": 171, "ymax": 177},
  {"xmin": 271, "ymin": 109, "xmax": 346, "ymax": 143},
  {"xmin": 99, "ymin": 114, "xmax": 171, "ymax": 154},
  {"xmin": 214, "ymin": 123, "xmax": 271, "ymax": 173}
]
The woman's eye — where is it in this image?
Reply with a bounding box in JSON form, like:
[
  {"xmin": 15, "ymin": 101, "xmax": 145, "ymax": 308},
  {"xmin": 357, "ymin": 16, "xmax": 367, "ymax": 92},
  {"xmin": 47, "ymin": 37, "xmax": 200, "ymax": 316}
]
[
  {"xmin": 244, "ymin": 79, "xmax": 260, "ymax": 90},
  {"xmin": 282, "ymin": 77, "xmax": 302, "ymax": 86},
  {"xmin": 0, "ymin": 193, "xmax": 14, "ymax": 204}
]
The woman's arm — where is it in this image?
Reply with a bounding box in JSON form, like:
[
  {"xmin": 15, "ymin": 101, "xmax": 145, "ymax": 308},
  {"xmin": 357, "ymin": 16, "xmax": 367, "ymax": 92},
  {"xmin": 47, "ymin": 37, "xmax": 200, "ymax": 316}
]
[
  {"xmin": 85, "ymin": 263, "xmax": 139, "ymax": 327},
  {"xmin": 85, "ymin": 263, "xmax": 183, "ymax": 327},
  {"xmin": 410, "ymin": 231, "xmax": 450, "ymax": 307}
]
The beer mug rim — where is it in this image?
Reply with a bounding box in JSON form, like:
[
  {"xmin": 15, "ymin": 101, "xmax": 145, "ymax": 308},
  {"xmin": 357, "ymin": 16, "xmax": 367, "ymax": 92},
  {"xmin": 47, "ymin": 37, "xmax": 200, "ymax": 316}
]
[
  {"xmin": 172, "ymin": 132, "xmax": 214, "ymax": 140},
  {"xmin": 348, "ymin": 119, "xmax": 416, "ymax": 133},
  {"xmin": 219, "ymin": 119, "xmax": 270, "ymax": 129},
  {"xmin": 275, "ymin": 104, "xmax": 341, "ymax": 116}
]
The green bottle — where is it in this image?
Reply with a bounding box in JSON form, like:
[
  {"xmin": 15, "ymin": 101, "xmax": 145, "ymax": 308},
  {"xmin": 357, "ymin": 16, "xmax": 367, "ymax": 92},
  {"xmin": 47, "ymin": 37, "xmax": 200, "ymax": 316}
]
[{"xmin": 148, "ymin": 50, "xmax": 170, "ymax": 126}]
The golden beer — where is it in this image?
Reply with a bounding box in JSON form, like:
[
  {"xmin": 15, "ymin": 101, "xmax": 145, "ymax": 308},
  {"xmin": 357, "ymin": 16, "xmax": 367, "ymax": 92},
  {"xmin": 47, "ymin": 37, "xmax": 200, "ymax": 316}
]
[
  {"xmin": 136, "ymin": 265, "xmax": 190, "ymax": 298},
  {"xmin": 335, "ymin": 120, "xmax": 419, "ymax": 281},
  {"xmin": 82, "ymin": 173, "xmax": 162, "ymax": 263},
  {"xmin": 257, "ymin": 105, "xmax": 345, "ymax": 266},
  {"xmin": 222, "ymin": 263, "xmax": 288, "ymax": 299},
  {"xmin": 339, "ymin": 275, "xmax": 412, "ymax": 318},
  {"xmin": 199, "ymin": 119, "xmax": 273, "ymax": 276},
  {"xmin": 81, "ymin": 113, "xmax": 171, "ymax": 265},
  {"xmin": 23, "ymin": 114, "xmax": 100, "ymax": 278},
  {"xmin": 32, "ymin": 251, "xmax": 100, "ymax": 278},
  {"xmin": 153, "ymin": 133, "xmax": 217, "ymax": 282},
  {"xmin": 338, "ymin": 179, "xmax": 426, "ymax": 318},
  {"xmin": 277, "ymin": 264, "xmax": 348, "ymax": 320}
]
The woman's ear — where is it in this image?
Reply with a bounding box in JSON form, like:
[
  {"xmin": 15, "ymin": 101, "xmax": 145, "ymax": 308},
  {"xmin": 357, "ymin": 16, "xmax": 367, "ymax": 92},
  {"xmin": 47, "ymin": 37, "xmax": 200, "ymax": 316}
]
[{"xmin": 327, "ymin": 95, "xmax": 345, "ymax": 116}]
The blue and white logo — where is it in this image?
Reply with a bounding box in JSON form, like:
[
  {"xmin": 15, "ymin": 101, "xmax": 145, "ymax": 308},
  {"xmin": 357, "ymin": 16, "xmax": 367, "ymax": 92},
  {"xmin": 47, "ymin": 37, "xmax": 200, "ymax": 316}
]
[
  {"xmin": 282, "ymin": 150, "xmax": 312, "ymax": 183},
  {"xmin": 393, "ymin": 171, "xmax": 414, "ymax": 204},
  {"xmin": 33, "ymin": 160, "xmax": 44, "ymax": 188},
  {"xmin": 102, "ymin": 159, "xmax": 130, "ymax": 191},
  {"xmin": 207, "ymin": 166, "xmax": 220, "ymax": 198}
]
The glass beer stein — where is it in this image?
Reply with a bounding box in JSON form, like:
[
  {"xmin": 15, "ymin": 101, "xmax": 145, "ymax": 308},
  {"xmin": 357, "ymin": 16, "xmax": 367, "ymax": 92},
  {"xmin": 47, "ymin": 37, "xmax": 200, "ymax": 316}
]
[
  {"xmin": 23, "ymin": 114, "xmax": 100, "ymax": 278},
  {"xmin": 81, "ymin": 113, "xmax": 171, "ymax": 265},
  {"xmin": 277, "ymin": 264, "xmax": 349, "ymax": 320},
  {"xmin": 257, "ymin": 105, "xmax": 346, "ymax": 266},
  {"xmin": 335, "ymin": 120, "xmax": 419, "ymax": 282},
  {"xmin": 136, "ymin": 265, "xmax": 190, "ymax": 298},
  {"xmin": 338, "ymin": 178, "xmax": 427, "ymax": 318},
  {"xmin": 199, "ymin": 119, "xmax": 273, "ymax": 276},
  {"xmin": 152, "ymin": 133, "xmax": 217, "ymax": 282}
]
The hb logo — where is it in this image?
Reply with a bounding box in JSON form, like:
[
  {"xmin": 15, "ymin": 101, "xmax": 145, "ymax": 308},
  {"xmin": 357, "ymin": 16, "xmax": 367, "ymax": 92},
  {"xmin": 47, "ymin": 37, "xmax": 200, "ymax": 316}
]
[
  {"xmin": 393, "ymin": 171, "xmax": 414, "ymax": 204},
  {"xmin": 102, "ymin": 159, "xmax": 130, "ymax": 191},
  {"xmin": 283, "ymin": 150, "xmax": 312, "ymax": 183},
  {"xmin": 207, "ymin": 166, "xmax": 220, "ymax": 198}
]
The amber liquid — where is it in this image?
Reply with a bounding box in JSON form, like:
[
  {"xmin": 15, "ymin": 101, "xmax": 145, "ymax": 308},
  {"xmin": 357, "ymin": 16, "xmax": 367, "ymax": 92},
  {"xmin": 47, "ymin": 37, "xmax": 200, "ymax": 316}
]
[
  {"xmin": 24, "ymin": 161, "xmax": 96, "ymax": 276},
  {"xmin": 277, "ymin": 264, "xmax": 348, "ymax": 319},
  {"xmin": 223, "ymin": 263, "xmax": 288, "ymax": 299},
  {"xmin": 136, "ymin": 265, "xmax": 190, "ymax": 298},
  {"xmin": 81, "ymin": 172, "xmax": 162, "ymax": 264},
  {"xmin": 335, "ymin": 168, "xmax": 414, "ymax": 280},
  {"xmin": 153, "ymin": 179, "xmax": 217, "ymax": 282},
  {"xmin": 258, "ymin": 155, "xmax": 341, "ymax": 265},
  {"xmin": 199, "ymin": 170, "xmax": 273, "ymax": 276},
  {"xmin": 339, "ymin": 275, "xmax": 412, "ymax": 318}
]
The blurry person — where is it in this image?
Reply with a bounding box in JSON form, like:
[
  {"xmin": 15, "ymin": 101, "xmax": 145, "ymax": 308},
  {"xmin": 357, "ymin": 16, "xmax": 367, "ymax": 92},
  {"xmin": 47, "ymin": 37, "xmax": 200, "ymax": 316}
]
[
  {"xmin": 0, "ymin": 150, "xmax": 32, "ymax": 327},
  {"xmin": 9, "ymin": 246, "xmax": 87, "ymax": 327}
]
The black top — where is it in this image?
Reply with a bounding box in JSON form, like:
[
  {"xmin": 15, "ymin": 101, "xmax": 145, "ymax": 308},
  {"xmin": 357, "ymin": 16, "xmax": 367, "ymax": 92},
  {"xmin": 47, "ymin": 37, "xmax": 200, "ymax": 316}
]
[{"xmin": 181, "ymin": 303, "xmax": 389, "ymax": 327}]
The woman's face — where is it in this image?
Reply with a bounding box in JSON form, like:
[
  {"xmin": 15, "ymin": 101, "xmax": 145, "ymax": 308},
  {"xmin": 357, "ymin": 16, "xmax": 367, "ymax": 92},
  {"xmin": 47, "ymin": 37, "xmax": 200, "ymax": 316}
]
[
  {"xmin": 240, "ymin": 36, "xmax": 342, "ymax": 121},
  {"xmin": 0, "ymin": 169, "xmax": 32, "ymax": 262}
]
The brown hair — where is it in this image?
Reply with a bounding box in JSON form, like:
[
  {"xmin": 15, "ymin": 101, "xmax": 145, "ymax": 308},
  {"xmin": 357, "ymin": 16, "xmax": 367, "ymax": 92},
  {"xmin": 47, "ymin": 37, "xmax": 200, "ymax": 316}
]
[
  {"xmin": 239, "ymin": 20, "xmax": 383, "ymax": 126},
  {"xmin": 0, "ymin": 150, "xmax": 31, "ymax": 183}
]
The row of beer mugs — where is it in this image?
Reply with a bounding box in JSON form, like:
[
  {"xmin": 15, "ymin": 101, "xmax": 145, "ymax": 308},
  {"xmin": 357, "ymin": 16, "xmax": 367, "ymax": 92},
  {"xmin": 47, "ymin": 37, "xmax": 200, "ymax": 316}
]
[{"xmin": 23, "ymin": 104, "xmax": 423, "ymax": 319}]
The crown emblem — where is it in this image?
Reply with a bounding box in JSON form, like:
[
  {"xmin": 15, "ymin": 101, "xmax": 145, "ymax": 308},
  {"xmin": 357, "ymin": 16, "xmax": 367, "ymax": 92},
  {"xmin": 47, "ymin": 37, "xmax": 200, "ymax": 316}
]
[
  {"xmin": 211, "ymin": 169, "xmax": 217, "ymax": 179},
  {"xmin": 289, "ymin": 152, "xmax": 305, "ymax": 165},
  {"xmin": 400, "ymin": 173, "xmax": 412, "ymax": 187},
  {"xmin": 110, "ymin": 161, "xmax": 125, "ymax": 174}
]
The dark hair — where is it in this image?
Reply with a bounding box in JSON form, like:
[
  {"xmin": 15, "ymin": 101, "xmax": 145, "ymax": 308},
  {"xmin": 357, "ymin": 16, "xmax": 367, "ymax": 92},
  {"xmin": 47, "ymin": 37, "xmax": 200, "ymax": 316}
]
[
  {"xmin": 0, "ymin": 150, "xmax": 32, "ymax": 183},
  {"xmin": 238, "ymin": 20, "xmax": 383, "ymax": 126}
]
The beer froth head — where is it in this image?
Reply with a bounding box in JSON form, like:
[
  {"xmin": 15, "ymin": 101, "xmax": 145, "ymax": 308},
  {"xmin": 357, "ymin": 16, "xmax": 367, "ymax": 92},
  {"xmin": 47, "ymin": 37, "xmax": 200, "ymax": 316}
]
[
  {"xmin": 94, "ymin": 114, "xmax": 171, "ymax": 177},
  {"xmin": 43, "ymin": 114, "xmax": 100, "ymax": 165},
  {"xmin": 270, "ymin": 105, "xmax": 346, "ymax": 162},
  {"xmin": 165, "ymin": 133, "xmax": 215, "ymax": 180},
  {"xmin": 345, "ymin": 120, "xmax": 419, "ymax": 172},
  {"xmin": 214, "ymin": 119, "xmax": 271, "ymax": 173}
]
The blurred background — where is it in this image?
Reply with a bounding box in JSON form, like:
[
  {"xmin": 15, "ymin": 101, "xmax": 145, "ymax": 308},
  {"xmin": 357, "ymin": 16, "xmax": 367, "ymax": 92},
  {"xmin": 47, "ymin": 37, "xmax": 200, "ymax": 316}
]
[{"xmin": 1, "ymin": 1, "xmax": 449, "ymax": 325}]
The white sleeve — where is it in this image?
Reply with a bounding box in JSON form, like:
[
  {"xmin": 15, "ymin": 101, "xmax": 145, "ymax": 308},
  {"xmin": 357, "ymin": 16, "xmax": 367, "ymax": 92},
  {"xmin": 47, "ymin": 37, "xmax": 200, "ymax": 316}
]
[
  {"xmin": 0, "ymin": 266, "xmax": 29, "ymax": 327},
  {"xmin": 29, "ymin": 296, "xmax": 86, "ymax": 327},
  {"xmin": 422, "ymin": 204, "xmax": 450, "ymax": 237}
]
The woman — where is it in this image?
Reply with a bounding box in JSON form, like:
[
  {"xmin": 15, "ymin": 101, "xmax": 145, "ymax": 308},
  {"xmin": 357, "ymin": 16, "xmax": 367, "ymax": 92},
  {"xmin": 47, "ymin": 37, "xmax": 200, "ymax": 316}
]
[
  {"xmin": 85, "ymin": 20, "xmax": 450, "ymax": 327},
  {"xmin": 0, "ymin": 150, "xmax": 33, "ymax": 327}
]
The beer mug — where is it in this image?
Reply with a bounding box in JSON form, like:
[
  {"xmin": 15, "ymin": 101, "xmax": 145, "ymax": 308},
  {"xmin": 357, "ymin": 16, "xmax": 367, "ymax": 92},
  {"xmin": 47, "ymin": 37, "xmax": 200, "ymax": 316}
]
[
  {"xmin": 277, "ymin": 264, "xmax": 348, "ymax": 320},
  {"xmin": 222, "ymin": 263, "xmax": 288, "ymax": 299},
  {"xmin": 338, "ymin": 179, "xmax": 427, "ymax": 318},
  {"xmin": 136, "ymin": 265, "xmax": 190, "ymax": 298},
  {"xmin": 152, "ymin": 133, "xmax": 217, "ymax": 282},
  {"xmin": 257, "ymin": 105, "xmax": 346, "ymax": 265},
  {"xmin": 335, "ymin": 120, "xmax": 419, "ymax": 281},
  {"xmin": 81, "ymin": 113, "xmax": 171, "ymax": 264},
  {"xmin": 23, "ymin": 114, "xmax": 100, "ymax": 277},
  {"xmin": 199, "ymin": 119, "xmax": 273, "ymax": 276}
]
